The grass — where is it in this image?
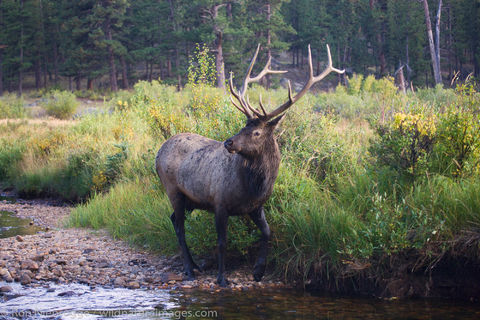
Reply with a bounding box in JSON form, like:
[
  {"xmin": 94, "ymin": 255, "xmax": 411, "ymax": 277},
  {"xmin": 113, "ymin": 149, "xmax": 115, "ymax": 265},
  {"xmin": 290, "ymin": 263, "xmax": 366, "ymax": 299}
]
[{"xmin": 0, "ymin": 76, "xmax": 479, "ymax": 284}]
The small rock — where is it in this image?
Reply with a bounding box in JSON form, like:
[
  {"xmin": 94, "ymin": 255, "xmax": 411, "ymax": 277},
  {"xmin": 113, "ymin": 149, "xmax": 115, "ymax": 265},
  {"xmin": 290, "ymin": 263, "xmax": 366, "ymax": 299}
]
[
  {"xmin": 0, "ymin": 268, "xmax": 9, "ymax": 277},
  {"xmin": 3, "ymin": 294, "xmax": 23, "ymax": 301},
  {"xmin": 160, "ymin": 272, "xmax": 183, "ymax": 283},
  {"xmin": 154, "ymin": 303, "xmax": 167, "ymax": 310},
  {"xmin": 55, "ymin": 259, "xmax": 67, "ymax": 266},
  {"xmin": 82, "ymin": 248, "xmax": 95, "ymax": 254},
  {"xmin": 57, "ymin": 291, "xmax": 75, "ymax": 297},
  {"xmin": 20, "ymin": 273, "xmax": 31, "ymax": 285},
  {"xmin": 127, "ymin": 281, "xmax": 140, "ymax": 289},
  {"xmin": 49, "ymin": 249, "xmax": 56, "ymax": 254},
  {"xmin": 0, "ymin": 260, "xmax": 6, "ymax": 268},
  {"xmin": 15, "ymin": 235, "xmax": 24, "ymax": 242},
  {"xmin": 46, "ymin": 288, "xmax": 55, "ymax": 293},
  {"xmin": 52, "ymin": 268, "xmax": 64, "ymax": 277},
  {"xmin": 21, "ymin": 260, "xmax": 39, "ymax": 271},
  {"xmin": 43, "ymin": 233, "xmax": 53, "ymax": 239},
  {"xmin": 114, "ymin": 277, "xmax": 126, "ymax": 287},
  {"xmin": 32, "ymin": 255, "xmax": 45, "ymax": 262},
  {"xmin": 182, "ymin": 285, "xmax": 193, "ymax": 289},
  {"xmin": 0, "ymin": 285, "xmax": 13, "ymax": 293}
]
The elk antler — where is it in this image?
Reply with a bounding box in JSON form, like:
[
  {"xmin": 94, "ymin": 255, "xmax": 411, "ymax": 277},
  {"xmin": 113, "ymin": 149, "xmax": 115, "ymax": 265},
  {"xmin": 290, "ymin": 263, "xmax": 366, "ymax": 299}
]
[
  {"xmin": 229, "ymin": 44, "xmax": 287, "ymax": 119},
  {"xmin": 229, "ymin": 44, "xmax": 345, "ymax": 121}
]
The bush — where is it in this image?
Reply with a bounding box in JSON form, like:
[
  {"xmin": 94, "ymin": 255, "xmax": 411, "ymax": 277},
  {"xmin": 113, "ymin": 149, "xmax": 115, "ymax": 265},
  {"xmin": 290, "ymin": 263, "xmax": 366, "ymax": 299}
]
[
  {"xmin": 43, "ymin": 90, "xmax": 79, "ymax": 119},
  {"xmin": 370, "ymin": 111, "xmax": 436, "ymax": 179},
  {"xmin": 0, "ymin": 94, "xmax": 25, "ymax": 119},
  {"xmin": 0, "ymin": 140, "xmax": 24, "ymax": 183}
]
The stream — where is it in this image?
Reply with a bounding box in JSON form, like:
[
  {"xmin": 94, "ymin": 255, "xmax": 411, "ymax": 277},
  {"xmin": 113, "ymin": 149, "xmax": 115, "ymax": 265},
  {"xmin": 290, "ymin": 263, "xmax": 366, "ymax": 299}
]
[
  {"xmin": 1, "ymin": 281, "xmax": 480, "ymax": 319},
  {"xmin": 1, "ymin": 205, "xmax": 480, "ymax": 319}
]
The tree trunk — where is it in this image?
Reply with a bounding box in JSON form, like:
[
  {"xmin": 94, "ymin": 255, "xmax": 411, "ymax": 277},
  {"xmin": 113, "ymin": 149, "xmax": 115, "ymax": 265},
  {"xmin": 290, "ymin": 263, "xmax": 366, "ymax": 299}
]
[
  {"xmin": 87, "ymin": 78, "xmax": 94, "ymax": 90},
  {"xmin": 106, "ymin": 18, "xmax": 118, "ymax": 92},
  {"xmin": 0, "ymin": 51, "xmax": 3, "ymax": 96},
  {"xmin": 167, "ymin": 58, "xmax": 172, "ymax": 77},
  {"xmin": 68, "ymin": 77, "xmax": 73, "ymax": 91},
  {"xmin": 265, "ymin": 2, "xmax": 272, "ymax": 88},
  {"xmin": 53, "ymin": 43, "xmax": 59, "ymax": 85},
  {"xmin": 0, "ymin": 0, "xmax": 3, "ymax": 95},
  {"xmin": 121, "ymin": 55, "xmax": 129, "ymax": 89},
  {"xmin": 168, "ymin": 0, "xmax": 182, "ymax": 89},
  {"xmin": 213, "ymin": 4, "xmax": 226, "ymax": 90},
  {"xmin": 434, "ymin": 0, "xmax": 442, "ymax": 80},
  {"xmin": 35, "ymin": 59, "xmax": 41, "ymax": 90},
  {"xmin": 369, "ymin": 0, "xmax": 386, "ymax": 76},
  {"xmin": 18, "ymin": 0, "xmax": 24, "ymax": 96},
  {"xmin": 75, "ymin": 77, "xmax": 81, "ymax": 91},
  {"xmin": 422, "ymin": 0, "xmax": 442, "ymax": 85},
  {"xmin": 43, "ymin": 56, "xmax": 47, "ymax": 88}
]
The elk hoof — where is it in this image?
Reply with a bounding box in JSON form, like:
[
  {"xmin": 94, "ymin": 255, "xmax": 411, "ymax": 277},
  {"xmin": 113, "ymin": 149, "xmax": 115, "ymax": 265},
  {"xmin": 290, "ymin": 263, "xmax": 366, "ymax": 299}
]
[
  {"xmin": 185, "ymin": 270, "xmax": 196, "ymax": 281},
  {"xmin": 253, "ymin": 264, "xmax": 265, "ymax": 282},
  {"xmin": 192, "ymin": 262, "xmax": 203, "ymax": 273},
  {"xmin": 217, "ymin": 275, "xmax": 229, "ymax": 287}
]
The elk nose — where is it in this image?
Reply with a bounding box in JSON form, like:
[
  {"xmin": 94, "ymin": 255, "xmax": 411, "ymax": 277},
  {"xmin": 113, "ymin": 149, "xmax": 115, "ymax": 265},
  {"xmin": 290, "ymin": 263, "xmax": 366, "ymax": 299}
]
[{"xmin": 224, "ymin": 139, "xmax": 233, "ymax": 149}]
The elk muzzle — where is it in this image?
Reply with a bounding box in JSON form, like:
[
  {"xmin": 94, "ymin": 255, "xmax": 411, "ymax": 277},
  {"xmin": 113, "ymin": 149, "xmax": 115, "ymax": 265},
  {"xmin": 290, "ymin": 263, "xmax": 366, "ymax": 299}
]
[{"xmin": 224, "ymin": 138, "xmax": 237, "ymax": 154}]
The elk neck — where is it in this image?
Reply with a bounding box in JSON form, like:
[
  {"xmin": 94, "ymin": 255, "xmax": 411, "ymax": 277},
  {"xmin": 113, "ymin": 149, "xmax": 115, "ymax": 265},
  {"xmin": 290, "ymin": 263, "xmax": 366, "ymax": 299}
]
[{"xmin": 237, "ymin": 138, "xmax": 281, "ymax": 199}]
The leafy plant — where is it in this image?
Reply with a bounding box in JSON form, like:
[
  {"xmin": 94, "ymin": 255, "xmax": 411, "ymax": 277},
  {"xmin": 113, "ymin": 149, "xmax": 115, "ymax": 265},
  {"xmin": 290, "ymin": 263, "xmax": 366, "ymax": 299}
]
[{"xmin": 43, "ymin": 90, "xmax": 79, "ymax": 119}]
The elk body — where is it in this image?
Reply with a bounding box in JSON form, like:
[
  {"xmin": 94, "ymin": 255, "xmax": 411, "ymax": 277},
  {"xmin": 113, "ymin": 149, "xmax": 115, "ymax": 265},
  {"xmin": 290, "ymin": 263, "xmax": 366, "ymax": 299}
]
[{"xmin": 156, "ymin": 45, "xmax": 344, "ymax": 286}]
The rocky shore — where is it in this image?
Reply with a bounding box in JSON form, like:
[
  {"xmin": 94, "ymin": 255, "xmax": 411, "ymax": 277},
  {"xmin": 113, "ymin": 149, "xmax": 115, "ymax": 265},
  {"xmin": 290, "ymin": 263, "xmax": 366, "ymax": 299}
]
[{"xmin": 0, "ymin": 199, "xmax": 285, "ymax": 292}]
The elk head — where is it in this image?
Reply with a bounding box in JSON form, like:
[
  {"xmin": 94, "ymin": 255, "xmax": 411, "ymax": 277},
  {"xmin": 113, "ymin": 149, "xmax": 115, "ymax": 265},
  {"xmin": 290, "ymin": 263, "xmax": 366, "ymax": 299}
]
[{"xmin": 224, "ymin": 44, "xmax": 345, "ymax": 157}]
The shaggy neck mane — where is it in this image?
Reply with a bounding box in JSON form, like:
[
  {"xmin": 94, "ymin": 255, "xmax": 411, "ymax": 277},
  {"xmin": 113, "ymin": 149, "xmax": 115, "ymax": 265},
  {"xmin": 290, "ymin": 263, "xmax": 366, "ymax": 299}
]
[{"xmin": 238, "ymin": 138, "xmax": 280, "ymax": 198}]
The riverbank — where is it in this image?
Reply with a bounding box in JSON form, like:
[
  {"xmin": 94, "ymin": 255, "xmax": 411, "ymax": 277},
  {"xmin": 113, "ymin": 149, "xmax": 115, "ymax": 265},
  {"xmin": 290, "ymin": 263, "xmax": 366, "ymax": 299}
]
[{"xmin": 0, "ymin": 199, "xmax": 285, "ymax": 292}]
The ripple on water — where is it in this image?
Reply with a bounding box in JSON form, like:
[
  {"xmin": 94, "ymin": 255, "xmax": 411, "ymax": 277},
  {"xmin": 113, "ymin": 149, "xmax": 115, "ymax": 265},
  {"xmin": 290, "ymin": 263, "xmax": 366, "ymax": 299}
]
[{"xmin": 1, "ymin": 282, "xmax": 480, "ymax": 320}]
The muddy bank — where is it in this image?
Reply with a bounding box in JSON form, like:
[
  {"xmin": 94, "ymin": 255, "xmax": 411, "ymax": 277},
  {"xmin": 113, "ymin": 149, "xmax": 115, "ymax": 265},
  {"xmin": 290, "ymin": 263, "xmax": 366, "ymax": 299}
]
[
  {"xmin": 0, "ymin": 199, "xmax": 284, "ymax": 292},
  {"xmin": 306, "ymin": 240, "xmax": 480, "ymax": 301}
]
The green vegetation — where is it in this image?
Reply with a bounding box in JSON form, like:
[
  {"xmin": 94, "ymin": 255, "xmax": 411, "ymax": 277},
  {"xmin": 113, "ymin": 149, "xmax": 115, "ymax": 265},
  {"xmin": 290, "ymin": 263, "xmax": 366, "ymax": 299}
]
[
  {"xmin": 42, "ymin": 90, "xmax": 79, "ymax": 119},
  {"xmin": 0, "ymin": 94, "xmax": 25, "ymax": 119},
  {"xmin": 0, "ymin": 74, "xmax": 479, "ymax": 283}
]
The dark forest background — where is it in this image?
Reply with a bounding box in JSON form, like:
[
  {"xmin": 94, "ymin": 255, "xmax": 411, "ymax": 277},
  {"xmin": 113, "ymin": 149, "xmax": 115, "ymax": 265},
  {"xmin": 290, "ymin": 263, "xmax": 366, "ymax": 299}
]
[{"xmin": 0, "ymin": 0, "xmax": 478, "ymax": 94}]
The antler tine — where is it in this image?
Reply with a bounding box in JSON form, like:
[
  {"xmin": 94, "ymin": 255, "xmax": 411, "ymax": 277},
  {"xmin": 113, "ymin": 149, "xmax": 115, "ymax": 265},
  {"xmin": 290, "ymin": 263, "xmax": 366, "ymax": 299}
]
[
  {"xmin": 240, "ymin": 44, "xmax": 262, "ymax": 96},
  {"xmin": 230, "ymin": 96, "xmax": 248, "ymax": 115},
  {"xmin": 245, "ymin": 96, "xmax": 263, "ymax": 118},
  {"xmin": 248, "ymin": 56, "xmax": 288, "ymax": 84},
  {"xmin": 229, "ymin": 72, "xmax": 252, "ymax": 118},
  {"xmin": 230, "ymin": 44, "xmax": 288, "ymax": 120},
  {"xmin": 264, "ymin": 44, "xmax": 345, "ymax": 120},
  {"xmin": 258, "ymin": 94, "xmax": 268, "ymax": 117}
]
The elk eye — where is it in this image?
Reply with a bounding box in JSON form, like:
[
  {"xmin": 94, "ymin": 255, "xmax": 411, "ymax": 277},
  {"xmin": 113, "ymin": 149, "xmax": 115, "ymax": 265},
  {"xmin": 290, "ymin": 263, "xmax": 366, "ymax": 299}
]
[{"xmin": 253, "ymin": 131, "xmax": 261, "ymax": 137}]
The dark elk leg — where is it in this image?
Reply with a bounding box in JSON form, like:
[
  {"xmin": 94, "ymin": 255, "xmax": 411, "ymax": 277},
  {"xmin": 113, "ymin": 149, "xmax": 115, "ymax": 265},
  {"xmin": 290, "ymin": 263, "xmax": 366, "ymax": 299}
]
[
  {"xmin": 215, "ymin": 210, "xmax": 229, "ymax": 287},
  {"xmin": 249, "ymin": 207, "xmax": 271, "ymax": 281},
  {"xmin": 170, "ymin": 193, "xmax": 200, "ymax": 280}
]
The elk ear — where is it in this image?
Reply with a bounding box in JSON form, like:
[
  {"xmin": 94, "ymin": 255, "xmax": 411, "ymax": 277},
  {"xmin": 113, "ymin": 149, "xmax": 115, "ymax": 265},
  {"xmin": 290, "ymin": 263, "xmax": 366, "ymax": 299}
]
[{"xmin": 267, "ymin": 114, "xmax": 285, "ymax": 130}]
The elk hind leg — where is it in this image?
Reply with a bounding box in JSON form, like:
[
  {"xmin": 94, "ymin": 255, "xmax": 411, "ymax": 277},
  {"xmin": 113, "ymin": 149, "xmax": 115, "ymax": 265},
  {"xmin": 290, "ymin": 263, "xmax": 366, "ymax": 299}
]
[
  {"xmin": 170, "ymin": 193, "xmax": 200, "ymax": 280},
  {"xmin": 215, "ymin": 210, "xmax": 229, "ymax": 287},
  {"xmin": 249, "ymin": 207, "xmax": 271, "ymax": 281}
]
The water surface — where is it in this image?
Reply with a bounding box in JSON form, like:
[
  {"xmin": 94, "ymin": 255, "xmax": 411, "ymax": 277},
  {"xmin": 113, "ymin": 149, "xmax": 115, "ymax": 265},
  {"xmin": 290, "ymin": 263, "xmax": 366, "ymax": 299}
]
[
  {"xmin": 1, "ymin": 281, "xmax": 479, "ymax": 319},
  {"xmin": 0, "ymin": 210, "xmax": 43, "ymax": 238}
]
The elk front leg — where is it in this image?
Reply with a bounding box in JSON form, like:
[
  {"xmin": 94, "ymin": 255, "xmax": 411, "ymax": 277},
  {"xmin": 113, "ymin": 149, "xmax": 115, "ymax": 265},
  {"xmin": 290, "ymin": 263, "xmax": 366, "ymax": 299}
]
[
  {"xmin": 170, "ymin": 194, "xmax": 200, "ymax": 280},
  {"xmin": 215, "ymin": 210, "xmax": 229, "ymax": 287},
  {"xmin": 249, "ymin": 207, "xmax": 271, "ymax": 281}
]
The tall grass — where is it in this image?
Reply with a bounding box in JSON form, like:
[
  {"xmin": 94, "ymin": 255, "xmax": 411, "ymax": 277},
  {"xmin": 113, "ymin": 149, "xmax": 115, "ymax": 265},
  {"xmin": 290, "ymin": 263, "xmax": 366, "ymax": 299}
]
[{"xmin": 0, "ymin": 76, "xmax": 479, "ymax": 282}]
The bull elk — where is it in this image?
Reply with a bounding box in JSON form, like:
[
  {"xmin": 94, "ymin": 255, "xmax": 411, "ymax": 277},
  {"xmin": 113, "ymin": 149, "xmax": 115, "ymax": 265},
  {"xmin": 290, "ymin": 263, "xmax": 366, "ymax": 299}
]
[{"xmin": 156, "ymin": 44, "xmax": 344, "ymax": 286}]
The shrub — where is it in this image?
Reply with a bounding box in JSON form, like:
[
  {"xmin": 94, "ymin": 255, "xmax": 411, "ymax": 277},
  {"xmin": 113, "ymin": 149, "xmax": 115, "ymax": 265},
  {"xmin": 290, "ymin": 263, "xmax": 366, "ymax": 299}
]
[
  {"xmin": 370, "ymin": 111, "xmax": 436, "ymax": 179},
  {"xmin": 0, "ymin": 140, "xmax": 24, "ymax": 183},
  {"xmin": 43, "ymin": 90, "xmax": 79, "ymax": 119},
  {"xmin": 0, "ymin": 94, "xmax": 25, "ymax": 119}
]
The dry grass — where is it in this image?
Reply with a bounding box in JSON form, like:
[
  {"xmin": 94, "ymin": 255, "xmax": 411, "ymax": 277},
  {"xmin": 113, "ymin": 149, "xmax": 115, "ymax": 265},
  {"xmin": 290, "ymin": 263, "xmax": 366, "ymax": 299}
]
[{"xmin": 0, "ymin": 118, "xmax": 77, "ymax": 126}]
